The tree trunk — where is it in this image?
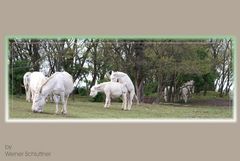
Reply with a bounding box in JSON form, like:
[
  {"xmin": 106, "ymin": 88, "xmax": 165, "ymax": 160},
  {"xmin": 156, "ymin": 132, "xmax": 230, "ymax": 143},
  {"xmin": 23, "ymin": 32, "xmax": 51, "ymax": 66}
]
[
  {"xmin": 134, "ymin": 41, "xmax": 145, "ymax": 103},
  {"xmin": 90, "ymin": 44, "xmax": 98, "ymax": 88},
  {"xmin": 31, "ymin": 39, "xmax": 41, "ymax": 71},
  {"xmin": 156, "ymin": 75, "xmax": 163, "ymax": 103},
  {"xmin": 219, "ymin": 40, "xmax": 230, "ymax": 97}
]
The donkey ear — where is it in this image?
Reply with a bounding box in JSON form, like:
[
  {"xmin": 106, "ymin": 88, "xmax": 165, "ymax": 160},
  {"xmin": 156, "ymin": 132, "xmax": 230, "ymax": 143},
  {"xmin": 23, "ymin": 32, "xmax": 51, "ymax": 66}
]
[
  {"xmin": 109, "ymin": 71, "xmax": 112, "ymax": 75},
  {"xmin": 95, "ymin": 86, "xmax": 100, "ymax": 90}
]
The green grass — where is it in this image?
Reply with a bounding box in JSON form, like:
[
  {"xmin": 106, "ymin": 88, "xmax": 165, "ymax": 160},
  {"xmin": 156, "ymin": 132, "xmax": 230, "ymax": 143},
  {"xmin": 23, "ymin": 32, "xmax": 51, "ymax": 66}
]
[{"xmin": 8, "ymin": 95, "xmax": 233, "ymax": 120}]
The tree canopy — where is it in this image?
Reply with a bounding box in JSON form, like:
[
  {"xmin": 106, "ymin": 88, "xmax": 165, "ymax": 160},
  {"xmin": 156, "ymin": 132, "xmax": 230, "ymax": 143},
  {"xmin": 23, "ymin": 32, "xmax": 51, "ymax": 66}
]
[{"xmin": 9, "ymin": 38, "xmax": 233, "ymax": 102}]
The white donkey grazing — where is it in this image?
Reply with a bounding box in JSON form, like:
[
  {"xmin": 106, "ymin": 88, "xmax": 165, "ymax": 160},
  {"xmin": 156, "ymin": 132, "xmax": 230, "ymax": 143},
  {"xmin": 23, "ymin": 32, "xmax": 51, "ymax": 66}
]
[
  {"xmin": 23, "ymin": 72, "xmax": 32, "ymax": 102},
  {"xmin": 110, "ymin": 71, "xmax": 139, "ymax": 109},
  {"xmin": 29, "ymin": 72, "xmax": 47, "ymax": 104},
  {"xmin": 90, "ymin": 82, "xmax": 129, "ymax": 110},
  {"xmin": 32, "ymin": 72, "xmax": 74, "ymax": 114}
]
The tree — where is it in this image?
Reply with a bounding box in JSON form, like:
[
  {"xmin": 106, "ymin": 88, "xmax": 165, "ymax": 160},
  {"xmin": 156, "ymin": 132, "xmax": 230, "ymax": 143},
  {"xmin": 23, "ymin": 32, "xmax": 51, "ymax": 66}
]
[{"xmin": 134, "ymin": 41, "xmax": 146, "ymax": 102}]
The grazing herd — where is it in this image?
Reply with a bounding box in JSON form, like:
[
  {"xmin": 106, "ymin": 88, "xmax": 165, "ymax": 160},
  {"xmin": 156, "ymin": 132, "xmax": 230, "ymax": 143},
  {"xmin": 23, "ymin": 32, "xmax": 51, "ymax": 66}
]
[{"xmin": 23, "ymin": 71, "xmax": 195, "ymax": 115}]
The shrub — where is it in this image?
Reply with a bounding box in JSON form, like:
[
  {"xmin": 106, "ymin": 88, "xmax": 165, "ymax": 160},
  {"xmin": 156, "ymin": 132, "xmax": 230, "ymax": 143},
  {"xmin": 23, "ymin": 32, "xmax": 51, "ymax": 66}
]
[
  {"xmin": 9, "ymin": 60, "xmax": 30, "ymax": 95},
  {"xmin": 144, "ymin": 82, "xmax": 158, "ymax": 96},
  {"xmin": 92, "ymin": 93, "xmax": 105, "ymax": 102},
  {"xmin": 78, "ymin": 87, "xmax": 88, "ymax": 96}
]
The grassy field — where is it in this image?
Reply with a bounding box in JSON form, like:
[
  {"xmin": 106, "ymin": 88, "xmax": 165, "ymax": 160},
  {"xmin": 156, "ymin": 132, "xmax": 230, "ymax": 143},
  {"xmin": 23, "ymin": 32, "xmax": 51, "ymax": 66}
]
[{"xmin": 8, "ymin": 95, "xmax": 233, "ymax": 120}]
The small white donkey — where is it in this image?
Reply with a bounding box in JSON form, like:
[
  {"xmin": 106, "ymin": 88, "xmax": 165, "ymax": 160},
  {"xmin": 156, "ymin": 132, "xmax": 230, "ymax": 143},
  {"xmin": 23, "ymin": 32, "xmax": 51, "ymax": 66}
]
[{"xmin": 90, "ymin": 82, "xmax": 129, "ymax": 110}]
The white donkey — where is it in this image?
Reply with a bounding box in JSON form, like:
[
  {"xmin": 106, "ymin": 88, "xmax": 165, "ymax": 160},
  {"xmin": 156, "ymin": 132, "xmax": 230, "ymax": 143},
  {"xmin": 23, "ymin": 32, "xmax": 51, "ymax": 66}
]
[
  {"xmin": 90, "ymin": 82, "xmax": 129, "ymax": 110},
  {"xmin": 23, "ymin": 72, "xmax": 32, "ymax": 102},
  {"xmin": 29, "ymin": 72, "xmax": 47, "ymax": 103},
  {"xmin": 183, "ymin": 80, "xmax": 195, "ymax": 94},
  {"xmin": 110, "ymin": 71, "xmax": 139, "ymax": 110},
  {"xmin": 179, "ymin": 80, "xmax": 195, "ymax": 103},
  {"xmin": 32, "ymin": 72, "xmax": 74, "ymax": 114},
  {"xmin": 179, "ymin": 87, "xmax": 189, "ymax": 103}
]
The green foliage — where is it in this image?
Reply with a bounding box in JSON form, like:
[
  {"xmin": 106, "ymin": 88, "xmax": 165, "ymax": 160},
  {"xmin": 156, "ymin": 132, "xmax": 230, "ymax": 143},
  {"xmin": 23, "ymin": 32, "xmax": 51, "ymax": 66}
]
[
  {"xmin": 177, "ymin": 72, "xmax": 217, "ymax": 94},
  {"xmin": 78, "ymin": 87, "xmax": 88, "ymax": 96},
  {"xmin": 192, "ymin": 75, "xmax": 205, "ymax": 93},
  {"xmin": 91, "ymin": 93, "xmax": 105, "ymax": 102},
  {"xmin": 9, "ymin": 38, "xmax": 233, "ymax": 100},
  {"xmin": 192, "ymin": 91, "xmax": 230, "ymax": 100},
  {"xmin": 197, "ymin": 48, "xmax": 208, "ymax": 60},
  {"xmin": 144, "ymin": 82, "xmax": 158, "ymax": 96},
  {"xmin": 9, "ymin": 60, "xmax": 31, "ymax": 95}
]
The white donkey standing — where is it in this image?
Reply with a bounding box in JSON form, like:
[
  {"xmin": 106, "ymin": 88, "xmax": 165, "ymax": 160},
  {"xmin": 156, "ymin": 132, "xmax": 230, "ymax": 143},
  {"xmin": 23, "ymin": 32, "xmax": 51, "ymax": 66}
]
[
  {"xmin": 23, "ymin": 72, "xmax": 32, "ymax": 102},
  {"xmin": 183, "ymin": 80, "xmax": 195, "ymax": 94},
  {"xmin": 179, "ymin": 80, "xmax": 195, "ymax": 103},
  {"xmin": 90, "ymin": 82, "xmax": 129, "ymax": 110},
  {"xmin": 179, "ymin": 87, "xmax": 189, "ymax": 103},
  {"xmin": 110, "ymin": 71, "xmax": 139, "ymax": 109},
  {"xmin": 32, "ymin": 72, "xmax": 74, "ymax": 114}
]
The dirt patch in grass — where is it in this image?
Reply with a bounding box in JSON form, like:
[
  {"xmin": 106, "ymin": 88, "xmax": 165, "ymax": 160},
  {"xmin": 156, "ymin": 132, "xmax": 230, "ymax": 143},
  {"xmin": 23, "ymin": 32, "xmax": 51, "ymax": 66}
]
[
  {"xmin": 143, "ymin": 96, "xmax": 232, "ymax": 108},
  {"xmin": 190, "ymin": 98, "xmax": 232, "ymax": 107}
]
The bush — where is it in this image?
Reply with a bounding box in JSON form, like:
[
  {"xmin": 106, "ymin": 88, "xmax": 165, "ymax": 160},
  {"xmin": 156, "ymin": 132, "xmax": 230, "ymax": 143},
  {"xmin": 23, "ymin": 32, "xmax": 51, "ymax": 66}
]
[
  {"xmin": 78, "ymin": 87, "xmax": 88, "ymax": 96},
  {"xmin": 144, "ymin": 82, "xmax": 158, "ymax": 96},
  {"xmin": 92, "ymin": 93, "xmax": 105, "ymax": 102},
  {"xmin": 9, "ymin": 60, "xmax": 30, "ymax": 95}
]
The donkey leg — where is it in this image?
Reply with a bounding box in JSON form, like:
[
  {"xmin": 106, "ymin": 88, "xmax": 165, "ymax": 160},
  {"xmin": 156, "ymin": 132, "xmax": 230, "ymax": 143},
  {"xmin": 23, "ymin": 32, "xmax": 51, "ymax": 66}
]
[
  {"xmin": 104, "ymin": 94, "xmax": 110, "ymax": 108},
  {"xmin": 121, "ymin": 94, "xmax": 125, "ymax": 110},
  {"xmin": 31, "ymin": 91, "xmax": 35, "ymax": 102},
  {"xmin": 127, "ymin": 91, "xmax": 134, "ymax": 110},
  {"xmin": 184, "ymin": 94, "xmax": 188, "ymax": 103},
  {"xmin": 123, "ymin": 92, "xmax": 129, "ymax": 110},
  {"xmin": 29, "ymin": 90, "xmax": 32, "ymax": 102},
  {"xmin": 31, "ymin": 91, "xmax": 35, "ymax": 111},
  {"xmin": 107, "ymin": 98, "xmax": 111, "ymax": 108},
  {"xmin": 53, "ymin": 95, "xmax": 60, "ymax": 114},
  {"xmin": 122, "ymin": 93, "xmax": 127, "ymax": 110},
  {"xmin": 121, "ymin": 98, "xmax": 124, "ymax": 110},
  {"xmin": 60, "ymin": 93, "xmax": 67, "ymax": 114},
  {"xmin": 104, "ymin": 98, "xmax": 108, "ymax": 108},
  {"xmin": 63, "ymin": 95, "xmax": 69, "ymax": 115},
  {"xmin": 26, "ymin": 89, "xmax": 29, "ymax": 101}
]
